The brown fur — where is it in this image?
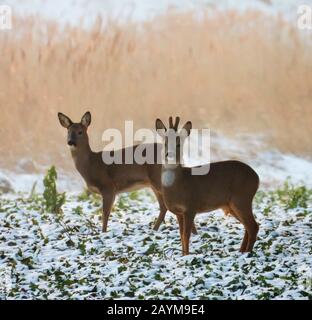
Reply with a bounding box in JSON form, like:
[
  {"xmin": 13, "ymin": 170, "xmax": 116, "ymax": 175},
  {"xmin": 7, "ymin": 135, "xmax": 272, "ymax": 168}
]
[
  {"xmin": 58, "ymin": 112, "xmax": 198, "ymax": 233},
  {"xmin": 156, "ymin": 117, "xmax": 260, "ymax": 255}
]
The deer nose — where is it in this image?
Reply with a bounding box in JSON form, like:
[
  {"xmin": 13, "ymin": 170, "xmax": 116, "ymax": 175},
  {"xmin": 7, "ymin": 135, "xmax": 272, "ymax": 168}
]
[{"xmin": 68, "ymin": 140, "xmax": 76, "ymax": 146}]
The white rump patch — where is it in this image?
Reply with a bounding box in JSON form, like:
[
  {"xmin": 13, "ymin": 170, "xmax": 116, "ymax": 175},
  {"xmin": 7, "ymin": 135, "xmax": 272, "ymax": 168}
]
[{"xmin": 161, "ymin": 170, "xmax": 175, "ymax": 187}]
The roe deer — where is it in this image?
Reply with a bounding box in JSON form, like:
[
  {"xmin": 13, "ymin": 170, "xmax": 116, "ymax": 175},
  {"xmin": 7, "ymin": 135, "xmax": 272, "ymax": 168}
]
[
  {"xmin": 156, "ymin": 117, "xmax": 260, "ymax": 255},
  {"xmin": 58, "ymin": 111, "xmax": 197, "ymax": 233}
]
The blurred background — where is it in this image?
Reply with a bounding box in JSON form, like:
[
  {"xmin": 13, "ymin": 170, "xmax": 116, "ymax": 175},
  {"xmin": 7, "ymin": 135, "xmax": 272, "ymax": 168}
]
[{"xmin": 0, "ymin": 0, "xmax": 312, "ymax": 191}]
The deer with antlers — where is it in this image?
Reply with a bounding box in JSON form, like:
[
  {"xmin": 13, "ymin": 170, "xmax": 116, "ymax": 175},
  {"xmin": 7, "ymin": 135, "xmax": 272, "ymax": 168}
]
[{"xmin": 156, "ymin": 117, "xmax": 260, "ymax": 255}]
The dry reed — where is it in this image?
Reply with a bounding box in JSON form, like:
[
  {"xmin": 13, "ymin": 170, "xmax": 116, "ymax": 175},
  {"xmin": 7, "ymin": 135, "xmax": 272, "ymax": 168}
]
[{"xmin": 0, "ymin": 10, "xmax": 311, "ymax": 170}]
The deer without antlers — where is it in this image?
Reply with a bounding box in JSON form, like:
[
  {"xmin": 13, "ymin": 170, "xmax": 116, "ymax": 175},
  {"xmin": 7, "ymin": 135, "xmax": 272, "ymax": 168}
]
[
  {"xmin": 156, "ymin": 117, "xmax": 260, "ymax": 255},
  {"xmin": 57, "ymin": 111, "xmax": 197, "ymax": 233}
]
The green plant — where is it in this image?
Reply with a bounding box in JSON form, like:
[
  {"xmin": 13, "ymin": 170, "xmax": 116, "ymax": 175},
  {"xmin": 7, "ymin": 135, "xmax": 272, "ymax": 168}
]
[
  {"xmin": 43, "ymin": 166, "xmax": 66, "ymax": 214},
  {"xmin": 78, "ymin": 189, "xmax": 92, "ymax": 202},
  {"xmin": 28, "ymin": 181, "xmax": 37, "ymax": 199},
  {"xmin": 129, "ymin": 191, "xmax": 140, "ymax": 201},
  {"xmin": 73, "ymin": 206, "xmax": 83, "ymax": 215},
  {"xmin": 78, "ymin": 189, "xmax": 101, "ymax": 206},
  {"xmin": 273, "ymin": 180, "xmax": 312, "ymax": 210},
  {"xmin": 115, "ymin": 195, "xmax": 130, "ymax": 210}
]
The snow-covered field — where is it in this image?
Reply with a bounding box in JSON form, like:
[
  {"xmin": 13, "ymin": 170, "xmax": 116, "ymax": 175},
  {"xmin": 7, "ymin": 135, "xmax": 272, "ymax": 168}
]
[
  {"xmin": 0, "ymin": 183, "xmax": 311, "ymax": 300},
  {"xmin": 0, "ymin": 133, "xmax": 312, "ymax": 300}
]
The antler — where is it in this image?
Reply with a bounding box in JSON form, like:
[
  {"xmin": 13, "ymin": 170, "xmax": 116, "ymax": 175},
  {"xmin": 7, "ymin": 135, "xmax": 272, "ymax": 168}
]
[
  {"xmin": 169, "ymin": 116, "xmax": 174, "ymax": 129},
  {"xmin": 169, "ymin": 116, "xmax": 180, "ymax": 131}
]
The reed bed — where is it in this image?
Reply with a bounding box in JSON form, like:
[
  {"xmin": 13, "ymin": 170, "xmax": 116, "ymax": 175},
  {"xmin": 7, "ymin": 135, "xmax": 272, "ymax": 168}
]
[{"xmin": 0, "ymin": 10, "xmax": 311, "ymax": 170}]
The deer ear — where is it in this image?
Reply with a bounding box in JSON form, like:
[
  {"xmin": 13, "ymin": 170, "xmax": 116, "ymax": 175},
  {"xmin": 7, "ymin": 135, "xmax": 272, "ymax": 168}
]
[
  {"xmin": 81, "ymin": 111, "xmax": 91, "ymax": 128},
  {"xmin": 181, "ymin": 121, "xmax": 192, "ymax": 137},
  {"xmin": 58, "ymin": 113, "xmax": 73, "ymax": 129},
  {"xmin": 155, "ymin": 119, "xmax": 167, "ymax": 138}
]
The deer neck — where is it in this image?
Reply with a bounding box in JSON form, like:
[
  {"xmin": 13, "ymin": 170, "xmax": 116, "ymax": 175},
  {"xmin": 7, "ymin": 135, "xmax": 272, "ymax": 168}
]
[
  {"xmin": 70, "ymin": 140, "xmax": 93, "ymax": 172},
  {"xmin": 161, "ymin": 162, "xmax": 183, "ymax": 188}
]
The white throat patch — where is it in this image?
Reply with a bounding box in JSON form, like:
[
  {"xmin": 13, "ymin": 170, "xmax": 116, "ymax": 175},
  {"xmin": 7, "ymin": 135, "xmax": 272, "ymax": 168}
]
[{"xmin": 161, "ymin": 170, "xmax": 176, "ymax": 187}]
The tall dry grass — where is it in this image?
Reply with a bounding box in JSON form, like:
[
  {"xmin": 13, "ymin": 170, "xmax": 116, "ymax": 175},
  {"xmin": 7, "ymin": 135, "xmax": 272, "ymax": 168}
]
[{"xmin": 0, "ymin": 10, "xmax": 312, "ymax": 170}]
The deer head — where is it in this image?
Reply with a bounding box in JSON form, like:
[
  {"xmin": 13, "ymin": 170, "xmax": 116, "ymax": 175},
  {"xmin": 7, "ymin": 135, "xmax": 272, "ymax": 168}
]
[
  {"xmin": 156, "ymin": 116, "xmax": 192, "ymax": 165},
  {"xmin": 58, "ymin": 111, "xmax": 91, "ymax": 149}
]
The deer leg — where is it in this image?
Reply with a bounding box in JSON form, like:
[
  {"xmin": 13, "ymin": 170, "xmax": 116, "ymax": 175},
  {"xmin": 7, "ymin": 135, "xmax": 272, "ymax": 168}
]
[
  {"xmin": 245, "ymin": 219, "xmax": 259, "ymax": 252},
  {"xmin": 228, "ymin": 207, "xmax": 249, "ymax": 253},
  {"xmin": 230, "ymin": 201, "xmax": 259, "ymax": 253},
  {"xmin": 182, "ymin": 212, "xmax": 196, "ymax": 256},
  {"xmin": 152, "ymin": 189, "xmax": 197, "ymax": 234},
  {"xmin": 101, "ymin": 190, "xmax": 116, "ymax": 233},
  {"xmin": 176, "ymin": 214, "xmax": 185, "ymax": 254},
  {"xmin": 191, "ymin": 223, "xmax": 198, "ymax": 235},
  {"xmin": 152, "ymin": 189, "xmax": 168, "ymax": 231},
  {"xmin": 240, "ymin": 231, "xmax": 249, "ymax": 253}
]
